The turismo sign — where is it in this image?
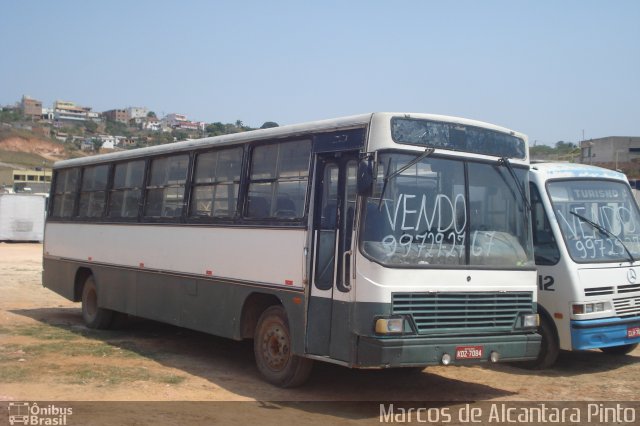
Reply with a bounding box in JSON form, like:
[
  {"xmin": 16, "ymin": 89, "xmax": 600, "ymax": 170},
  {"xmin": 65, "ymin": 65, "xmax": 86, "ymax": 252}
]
[{"xmin": 571, "ymin": 188, "xmax": 622, "ymax": 202}]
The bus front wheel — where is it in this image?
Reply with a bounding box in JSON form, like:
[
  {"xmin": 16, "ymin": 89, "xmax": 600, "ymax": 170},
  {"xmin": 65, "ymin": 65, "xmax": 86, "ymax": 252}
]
[
  {"xmin": 523, "ymin": 315, "xmax": 559, "ymax": 369},
  {"xmin": 600, "ymin": 343, "xmax": 638, "ymax": 355},
  {"xmin": 254, "ymin": 305, "xmax": 313, "ymax": 388},
  {"xmin": 81, "ymin": 275, "xmax": 114, "ymax": 329}
]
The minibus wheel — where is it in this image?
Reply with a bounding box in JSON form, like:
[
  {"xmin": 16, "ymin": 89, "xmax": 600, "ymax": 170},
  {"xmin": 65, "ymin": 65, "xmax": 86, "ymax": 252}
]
[
  {"xmin": 536, "ymin": 316, "xmax": 560, "ymax": 368},
  {"xmin": 254, "ymin": 305, "xmax": 313, "ymax": 387},
  {"xmin": 81, "ymin": 275, "xmax": 114, "ymax": 329},
  {"xmin": 599, "ymin": 343, "xmax": 638, "ymax": 355},
  {"xmin": 522, "ymin": 315, "xmax": 559, "ymax": 369}
]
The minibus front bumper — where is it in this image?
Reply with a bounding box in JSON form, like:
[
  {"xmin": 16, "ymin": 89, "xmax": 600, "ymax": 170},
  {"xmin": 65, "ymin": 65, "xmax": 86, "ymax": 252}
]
[{"xmin": 571, "ymin": 316, "xmax": 640, "ymax": 350}]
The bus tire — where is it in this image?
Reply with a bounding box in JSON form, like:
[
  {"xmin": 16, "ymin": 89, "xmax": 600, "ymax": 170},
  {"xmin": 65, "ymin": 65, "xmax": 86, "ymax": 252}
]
[
  {"xmin": 81, "ymin": 275, "xmax": 114, "ymax": 329},
  {"xmin": 523, "ymin": 315, "xmax": 559, "ymax": 369},
  {"xmin": 254, "ymin": 305, "xmax": 313, "ymax": 388},
  {"xmin": 600, "ymin": 343, "xmax": 638, "ymax": 355}
]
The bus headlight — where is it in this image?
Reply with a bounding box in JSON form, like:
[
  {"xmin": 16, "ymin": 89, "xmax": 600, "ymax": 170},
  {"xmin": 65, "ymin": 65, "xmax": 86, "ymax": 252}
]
[
  {"xmin": 521, "ymin": 313, "xmax": 539, "ymax": 328},
  {"xmin": 375, "ymin": 317, "xmax": 405, "ymax": 334},
  {"xmin": 572, "ymin": 302, "xmax": 606, "ymax": 315}
]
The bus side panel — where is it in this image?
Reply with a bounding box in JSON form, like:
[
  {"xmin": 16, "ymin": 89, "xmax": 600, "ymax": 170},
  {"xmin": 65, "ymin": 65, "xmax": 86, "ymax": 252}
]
[
  {"xmin": 42, "ymin": 257, "xmax": 78, "ymax": 301},
  {"xmin": 136, "ymin": 272, "xmax": 184, "ymax": 326},
  {"xmin": 535, "ymin": 265, "xmax": 576, "ymax": 351},
  {"xmin": 94, "ymin": 266, "xmax": 137, "ymax": 315},
  {"xmin": 45, "ymin": 259, "xmax": 308, "ymax": 350},
  {"xmin": 181, "ymin": 277, "xmax": 247, "ymax": 339}
]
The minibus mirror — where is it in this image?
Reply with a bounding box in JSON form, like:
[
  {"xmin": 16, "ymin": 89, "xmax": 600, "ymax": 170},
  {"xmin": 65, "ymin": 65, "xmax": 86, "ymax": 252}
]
[{"xmin": 357, "ymin": 156, "xmax": 374, "ymax": 196}]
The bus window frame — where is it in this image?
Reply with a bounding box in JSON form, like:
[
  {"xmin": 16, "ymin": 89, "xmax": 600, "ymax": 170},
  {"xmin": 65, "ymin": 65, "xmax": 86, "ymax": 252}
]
[
  {"xmin": 389, "ymin": 117, "xmax": 527, "ymax": 160},
  {"xmin": 242, "ymin": 138, "xmax": 313, "ymax": 226},
  {"xmin": 142, "ymin": 152, "xmax": 194, "ymax": 223},
  {"xmin": 76, "ymin": 163, "xmax": 111, "ymax": 220},
  {"xmin": 187, "ymin": 145, "xmax": 246, "ymax": 224},
  {"xmin": 49, "ymin": 167, "xmax": 81, "ymax": 220},
  {"xmin": 47, "ymin": 135, "xmax": 343, "ymax": 230},
  {"xmin": 106, "ymin": 158, "xmax": 148, "ymax": 222},
  {"xmin": 529, "ymin": 182, "xmax": 561, "ymax": 266}
]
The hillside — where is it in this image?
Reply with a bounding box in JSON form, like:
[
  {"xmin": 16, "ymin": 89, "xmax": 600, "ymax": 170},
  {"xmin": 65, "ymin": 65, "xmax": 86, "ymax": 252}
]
[
  {"xmin": 0, "ymin": 135, "xmax": 68, "ymax": 166},
  {"xmin": 0, "ymin": 134, "xmax": 72, "ymax": 186}
]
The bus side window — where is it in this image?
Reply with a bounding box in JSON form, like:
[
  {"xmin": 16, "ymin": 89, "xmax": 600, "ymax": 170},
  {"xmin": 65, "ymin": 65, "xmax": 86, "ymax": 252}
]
[
  {"xmin": 247, "ymin": 140, "xmax": 311, "ymax": 220},
  {"xmin": 190, "ymin": 147, "xmax": 242, "ymax": 219},
  {"xmin": 529, "ymin": 183, "xmax": 560, "ymax": 265},
  {"xmin": 78, "ymin": 164, "xmax": 109, "ymax": 218},
  {"xmin": 248, "ymin": 196, "xmax": 269, "ymax": 218},
  {"xmin": 144, "ymin": 154, "xmax": 189, "ymax": 218},
  {"xmin": 51, "ymin": 168, "xmax": 80, "ymax": 218}
]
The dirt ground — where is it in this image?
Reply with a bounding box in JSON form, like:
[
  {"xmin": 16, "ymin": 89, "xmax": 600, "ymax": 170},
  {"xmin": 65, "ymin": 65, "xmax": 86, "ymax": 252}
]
[
  {"xmin": 1, "ymin": 243, "xmax": 639, "ymax": 423},
  {"xmin": 0, "ymin": 136, "xmax": 67, "ymax": 162}
]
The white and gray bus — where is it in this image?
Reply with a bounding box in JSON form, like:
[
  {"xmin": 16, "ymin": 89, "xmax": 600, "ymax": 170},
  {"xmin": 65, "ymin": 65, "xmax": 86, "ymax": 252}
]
[
  {"xmin": 529, "ymin": 162, "xmax": 640, "ymax": 367},
  {"xmin": 43, "ymin": 112, "xmax": 540, "ymax": 387}
]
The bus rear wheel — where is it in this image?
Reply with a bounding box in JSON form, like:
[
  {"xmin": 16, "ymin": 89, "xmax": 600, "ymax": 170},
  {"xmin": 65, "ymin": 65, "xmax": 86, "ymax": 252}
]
[
  {"xmin": 254, "ymin": 305, "xmax": 313, "ymax": 388},
  {"xmin": 600, "ymin": 343, "xmax": 638, "ymax": 355},
  {"xmin": 81, "ymin": 275, "xmax": 114, "ymax": 329}
]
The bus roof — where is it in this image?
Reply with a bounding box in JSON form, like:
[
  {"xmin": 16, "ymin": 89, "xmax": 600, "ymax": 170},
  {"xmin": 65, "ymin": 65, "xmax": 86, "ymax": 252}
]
[
  {"xmin": 531, "ymin": 161, "xmax": 627, "ymax": 181},
  {"xmin": 53, "ymin": 112, "xmax": 525, "ymax": 169}
]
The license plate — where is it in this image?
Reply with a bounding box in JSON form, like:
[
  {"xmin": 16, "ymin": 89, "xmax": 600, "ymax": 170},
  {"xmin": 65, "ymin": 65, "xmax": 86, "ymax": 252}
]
[
  {"xmin": 627, "ymin": 326, "xmax": 640, "ymax": 338},
  {"xmin": 455, "ymin": 345, "xmax": 484, "ymax": 359}
]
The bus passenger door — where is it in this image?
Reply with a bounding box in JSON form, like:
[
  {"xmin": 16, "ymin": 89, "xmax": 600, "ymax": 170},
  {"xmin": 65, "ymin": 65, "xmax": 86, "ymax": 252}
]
[{"xmin": 307, "ymin": 152, "xmax": 358, "ymax": 361}]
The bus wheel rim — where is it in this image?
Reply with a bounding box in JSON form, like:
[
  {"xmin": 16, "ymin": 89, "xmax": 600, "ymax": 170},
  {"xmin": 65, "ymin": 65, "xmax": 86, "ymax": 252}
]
[{"xmin": 261, "ymin": 323, "xmax": 289, "ymax": 371}]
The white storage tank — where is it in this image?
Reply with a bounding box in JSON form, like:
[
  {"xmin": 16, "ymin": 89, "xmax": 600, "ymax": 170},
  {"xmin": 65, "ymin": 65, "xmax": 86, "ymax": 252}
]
[{"xmin": 0, "ymin": 194, "xmax": 47, "ymax": 242}]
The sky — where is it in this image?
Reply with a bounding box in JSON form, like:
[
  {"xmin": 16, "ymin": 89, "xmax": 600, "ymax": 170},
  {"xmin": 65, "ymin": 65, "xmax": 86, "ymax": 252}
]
[{"xmin": 1, "ymin": 0, "xmax": 639, "ymax": 146}]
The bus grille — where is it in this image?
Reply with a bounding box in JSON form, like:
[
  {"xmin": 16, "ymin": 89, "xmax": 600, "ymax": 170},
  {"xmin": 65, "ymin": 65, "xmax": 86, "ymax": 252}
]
[
  {"xmin": 585, "ymin": 284, "xmax": 640, "ymax": 297},
  {"xmin": 391, "ymin": 292, "xmax": 533, "ymax": 335},
  {"xmin": 584, "ymin": 286, "xmax": 615, "ymax": 296},
  {"xmin": 613, "ymin": 295, "xmax": 640, "ymax": 317}
]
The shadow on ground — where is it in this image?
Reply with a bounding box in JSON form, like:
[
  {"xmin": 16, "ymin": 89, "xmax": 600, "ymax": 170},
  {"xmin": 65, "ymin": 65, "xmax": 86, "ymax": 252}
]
[
  {"xmin": 491, "ymin": 346, "xmax": 638, "ymax": 378},
  {"xmin": 9, "ymin": 306, "xmax": 524, "ymax": 419}
]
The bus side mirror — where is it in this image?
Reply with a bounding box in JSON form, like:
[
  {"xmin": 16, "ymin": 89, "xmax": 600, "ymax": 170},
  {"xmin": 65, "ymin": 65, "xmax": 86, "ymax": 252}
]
[{"xmin": 357, "ymin": 157, "xmax": 374, "ymax": 196}]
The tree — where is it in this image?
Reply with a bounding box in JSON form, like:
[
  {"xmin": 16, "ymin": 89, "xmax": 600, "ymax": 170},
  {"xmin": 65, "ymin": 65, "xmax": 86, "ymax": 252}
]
[
  {"xmin": 530, "ymin": 140, "xmax": 581, "ymax": 162},
  {"xmin": 84, "ymin": 120, "xmax": 98, "ymax": 134},
  {"xmin": 172, "ymin": 130, "xmax": 189, "ymax": 142},
  {"xmin": 105, "ymin": 119, "xmax": 131, "ymax": 137},
  {"xmin": 555, "ymin": 141, "xmax": 577, "ymax": 153},
  {"xmin": 148, "ymin": 132, "xmax": 173, "ymax": 146},
  {"xmin": 530, "ymin": 144, "xmax": 555, "ymax": 156},
  {"xmin": 147, "ymin": 111, "xmax": 157, "ymax": 118},
  {"xmin": 0, "ymin": 108, "xmax": 24, "ymax": 123},
  {"xmin": 260, "ymin": 121, "xmax": 279, "ymax": 129},
  {"xmin": 206, "ymin": 122, "xmax": 226, "ymax": 136}
]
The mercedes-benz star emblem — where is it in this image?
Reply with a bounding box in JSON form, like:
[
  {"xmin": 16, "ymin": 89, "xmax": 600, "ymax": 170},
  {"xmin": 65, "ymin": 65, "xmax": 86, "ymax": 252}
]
[{"xmin": 628, "ymin": 269, "xmax": 638, "ymax": 284}]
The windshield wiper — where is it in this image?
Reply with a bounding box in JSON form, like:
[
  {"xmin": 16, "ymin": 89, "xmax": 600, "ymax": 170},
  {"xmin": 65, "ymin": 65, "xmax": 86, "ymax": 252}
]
[
  {"xmin": 498, "ymin": 157, "xmax": 531, "ymax": 212},
  {"xmin": 570, "ymin": 211, "xmax": 636, "ymax": 264},
  {"xmin": 378, "ymin": 148, "xmax": 435, "ymax": 211}
]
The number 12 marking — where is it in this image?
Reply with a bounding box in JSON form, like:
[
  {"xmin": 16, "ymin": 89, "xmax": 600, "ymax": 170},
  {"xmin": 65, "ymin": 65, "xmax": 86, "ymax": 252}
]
[{"xmin": 538, "ymin": 275, "xmax": 555, "ymax": 291}]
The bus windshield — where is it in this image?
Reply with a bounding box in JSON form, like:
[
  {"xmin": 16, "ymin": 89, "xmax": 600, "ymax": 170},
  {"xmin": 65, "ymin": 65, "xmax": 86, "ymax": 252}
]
[
  {"xmin": 360, "ymin": 152, "xmax": 533, "ymax": 268},
  {"xmin": 547, "ymin": 179, "xmax": 640, "ymax": 263}
]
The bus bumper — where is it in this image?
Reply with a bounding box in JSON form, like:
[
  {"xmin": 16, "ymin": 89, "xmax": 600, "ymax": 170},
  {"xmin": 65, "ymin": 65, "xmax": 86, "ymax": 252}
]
[
  {"xmin": 570, "ymin": 317, "xmax": 640, "ymax": 350},
  {"xmin": 354, "ymin": 333, "xmax": 541, "ymax": 367}
]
